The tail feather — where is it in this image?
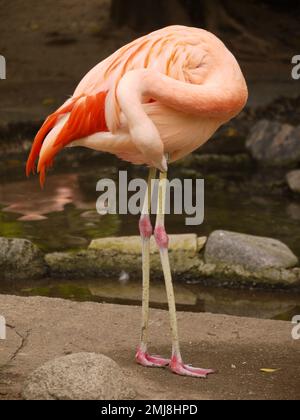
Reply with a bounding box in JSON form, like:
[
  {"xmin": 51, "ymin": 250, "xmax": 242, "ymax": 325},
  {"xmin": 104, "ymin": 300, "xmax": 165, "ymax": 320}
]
[
  {"xmin": 26, "ymin": 96, "xmax": 80, "ymax": 178},
  {"xmin": 25, "ymin": 114, "xmax": 58, "ymax": 177},
  {"xmin": 26, "ymin": 91, "xmax": 108, "ymax": 187}
]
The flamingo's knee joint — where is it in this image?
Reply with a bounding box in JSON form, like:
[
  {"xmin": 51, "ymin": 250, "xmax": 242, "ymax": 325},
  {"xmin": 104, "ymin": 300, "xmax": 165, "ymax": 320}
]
[
  {"xmin": 139, "ymin": 215, "xmax": 153, "ymax": 239},
  {"xmin": 154, "ymin": 225, "xmax": 169, "ymax": 249}
]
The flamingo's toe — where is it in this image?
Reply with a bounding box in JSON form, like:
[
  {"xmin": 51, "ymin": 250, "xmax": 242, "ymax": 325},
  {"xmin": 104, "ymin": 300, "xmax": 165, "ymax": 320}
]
[
  {"xmin": 169, "ymin": 356, "xmax": 215, "ymax": 378},
  {"xmin": 136, "ymin": 348, "xmax": 170, "ymax": 368}
]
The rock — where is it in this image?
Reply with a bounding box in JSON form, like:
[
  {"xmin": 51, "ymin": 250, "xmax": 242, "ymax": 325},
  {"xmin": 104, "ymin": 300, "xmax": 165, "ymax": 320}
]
[
  {"xmin": 45, "ymin": 250, "xmax": 112, "ymax": 279},
  {"xmin": 246, "ymin": 120, "xmax": 300, "ymax": 166},
  {"xmin": 89, "ymin": 234, "xmax": 205, "ymax": 255},
  {"xmin": 0, "ymin": 238, "xmax": 46, "ymax": 281},
  {"xmin": 197, "ymin": 259, "xmax": 300, "ymax": 288},
  {"xmin": 46, "ymin": 234, "xmax": 207, "ymax": 281},
  {"xmin": 205, "ymin": 231, "xmax": 298, "ymax": 272},
  {"xmin": 286, "ymin": 170, "xmax": 300, "ymax": 194},
  {"xmin": 46, "ymin": 233, "xmax": 300, "ymax": 287},
  {"xmin": 46, "ymin": 247, "xmax": 201, "ymax": 281},
  {"xmin": 197, "ymin": 236, "xmax": 207, "ymax": 252},
  {"xmin": 22, "ymin": 353, "xmax": 135, "ymax": 400}
]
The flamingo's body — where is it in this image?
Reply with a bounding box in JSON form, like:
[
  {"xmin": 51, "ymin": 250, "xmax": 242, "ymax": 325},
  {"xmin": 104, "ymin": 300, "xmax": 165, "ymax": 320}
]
[
  {"xmin": 27, "ymin": 26, "xmax": 247, "ymax": 185},
  {"xmin": 26, "ymin": 26, "xmax": 248, "ymax": 378}
]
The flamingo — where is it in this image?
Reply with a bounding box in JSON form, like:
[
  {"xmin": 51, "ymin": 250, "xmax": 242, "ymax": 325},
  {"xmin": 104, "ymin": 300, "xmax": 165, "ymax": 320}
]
[{"xmin": 26, "ymin": 25, "xmax": 248, "ymax": 378}]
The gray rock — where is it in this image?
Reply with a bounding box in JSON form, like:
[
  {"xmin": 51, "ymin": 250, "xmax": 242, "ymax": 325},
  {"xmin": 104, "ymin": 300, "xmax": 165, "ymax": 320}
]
[
  {"xmin": 22, "ymin": 353, "xmax": 136, "ymax": 400},
  {"xmin": 286, "ymin": 170, "xmax": 300, "ymax": 194},
  {"xmin": 246, "ymin": 120, "xmax": 300, "ymax": 166},
  {"xmin": 205, "ymin": 230, "xmax": 298, "ymax": 272},
  {"xmin": 0, "ymin": 238, "xmax": 46, "ymax": 281}
]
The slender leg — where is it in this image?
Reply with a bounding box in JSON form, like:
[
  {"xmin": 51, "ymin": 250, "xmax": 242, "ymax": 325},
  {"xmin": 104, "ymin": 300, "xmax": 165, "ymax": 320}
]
[
  {"xmin": 136, "ymin": 168, "xmax": 170, "ymax": 368},
  {"xmin": 154, "ymin": 168, "xmax": 215, "ymax": 378}
]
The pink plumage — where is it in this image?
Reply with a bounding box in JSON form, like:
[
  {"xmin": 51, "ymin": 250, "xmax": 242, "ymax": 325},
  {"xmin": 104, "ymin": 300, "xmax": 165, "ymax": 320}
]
[{"xmin": 26, "ymin": 25, "xmax": 248, "ymax": 186}]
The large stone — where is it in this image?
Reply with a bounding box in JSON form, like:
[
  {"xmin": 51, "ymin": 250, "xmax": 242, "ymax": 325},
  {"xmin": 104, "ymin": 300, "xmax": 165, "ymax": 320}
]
[
  {"xmin": 286, "ymin": 170, "xmax": 300, "ymax": 194},
  {"xmin": 89, "ymin": 234, "xmax": 205, "ymax": 255},
  {"xmin": 246, "ymin": 120, "xmax": 300, "ymax": 166},
  {"xmin": 0, "ymin": 238, "xmax": 46, "ymax": 281},
  {"xmin": 22, "ymin": 353, "xmax": 136, "ymax": 400},
  {"xmin": 204, "ymin": 231, "xmax": 298, "ymax": 272},
  {"xmin": 45, "ymin": 247, "xmax": 201, "ymax": 280}
]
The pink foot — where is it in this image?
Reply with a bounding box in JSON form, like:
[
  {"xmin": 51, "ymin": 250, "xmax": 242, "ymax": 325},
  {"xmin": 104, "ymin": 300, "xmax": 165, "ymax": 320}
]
[
  {"xmin": 136, "ymin": 348, "xmax": 170, "ymax": 368},
  {"xmin": 170, "ymin": 356, "xmax": 215, "ymax": 378}
]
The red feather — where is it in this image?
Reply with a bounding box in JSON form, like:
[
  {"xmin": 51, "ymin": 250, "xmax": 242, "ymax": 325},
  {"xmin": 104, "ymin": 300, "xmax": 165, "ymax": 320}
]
[{"xmin": 26, "ymin": 91, "xmax": 108, "ymax": 186}]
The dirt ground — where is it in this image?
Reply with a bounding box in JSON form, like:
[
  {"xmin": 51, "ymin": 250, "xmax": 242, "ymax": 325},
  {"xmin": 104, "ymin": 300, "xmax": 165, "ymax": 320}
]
[
  {"xmin": 0, "ymin": 295, "xmax": 299, "ymax": 400},
  {"xmin": 1, "ymin": 0, "xmax": 300, "ymax": 127}
]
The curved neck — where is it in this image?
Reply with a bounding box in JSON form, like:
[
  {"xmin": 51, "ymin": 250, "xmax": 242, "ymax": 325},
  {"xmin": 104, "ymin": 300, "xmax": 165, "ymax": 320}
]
[
  {"xmin": 144, "ymin": 69, "xmax": 248, "ymax": 121},
  {"xmin": 117, "ymin": 68, "xmax": 248, "ymax": 127}
]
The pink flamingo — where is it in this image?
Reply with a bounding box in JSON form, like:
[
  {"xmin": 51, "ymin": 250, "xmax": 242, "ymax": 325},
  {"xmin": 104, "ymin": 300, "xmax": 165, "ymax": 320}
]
[{"xmin": 26, "ymin": 26, "xmax": 248, "ymax": 378}]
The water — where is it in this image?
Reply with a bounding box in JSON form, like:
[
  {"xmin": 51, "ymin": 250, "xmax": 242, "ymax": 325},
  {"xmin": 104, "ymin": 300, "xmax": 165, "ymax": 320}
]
[
  {"xmin": 1, "ymin": 158, "xmax": 300, "ymax": 255},
  {"xmin": 0, "ymin": 154, "xmax": 300, "ymax": 320},
  {"xmin": 0, "ymin": 277, "xmax": 299, "ymax": 321}
]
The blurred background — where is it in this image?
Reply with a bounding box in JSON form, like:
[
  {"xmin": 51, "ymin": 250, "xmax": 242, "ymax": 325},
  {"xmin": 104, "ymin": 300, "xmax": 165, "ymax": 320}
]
[{"xmin": 0, "ymin": 0, "xmax": 300, "ymax": 318}]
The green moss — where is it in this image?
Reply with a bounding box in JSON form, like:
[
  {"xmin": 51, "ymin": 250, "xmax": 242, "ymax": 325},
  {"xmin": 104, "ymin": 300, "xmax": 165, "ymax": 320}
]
[{"xmin": 0, "ymin": 211, "xmax": 24, "ymax": 237}]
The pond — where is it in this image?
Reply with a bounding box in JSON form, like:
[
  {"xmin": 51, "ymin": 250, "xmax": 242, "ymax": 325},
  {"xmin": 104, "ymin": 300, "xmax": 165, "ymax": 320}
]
[
  {"xmin": 0, "ymin": 152, "xmax": 300, "ymax": 321},
  {"xmin": 1, "ymin": 154, "xmax": 300, "ymax": 255},
  {"xmin": 0, "ymin": 277, "xmax": 299, "ymax": 322}
]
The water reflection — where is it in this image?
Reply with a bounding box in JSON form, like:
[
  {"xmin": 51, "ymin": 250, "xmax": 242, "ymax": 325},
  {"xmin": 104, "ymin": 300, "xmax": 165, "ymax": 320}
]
[
  {"xmin": 0, "ymin": 277, "xmax": 298, "ymax": 321},
  {"xmin": 0, "ymin": 164, "xmax": 299, "ymax": 257},
  {"xmin": 0, "ymin": 174, "xmax": 93, "ymax": 221},
  {"xmin": 0, "ymin": 170, "xmax": 122, "ymax": 251}
]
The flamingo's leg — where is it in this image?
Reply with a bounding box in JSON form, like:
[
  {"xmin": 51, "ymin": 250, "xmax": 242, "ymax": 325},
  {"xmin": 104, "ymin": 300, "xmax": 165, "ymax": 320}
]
[
  {"xmin": 154, "ymin": 168, "xmax": 215, "ymax": 378},
  {"xmin": 136, "ymin": 168, "xmax": 170, "ymax": 368}
]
